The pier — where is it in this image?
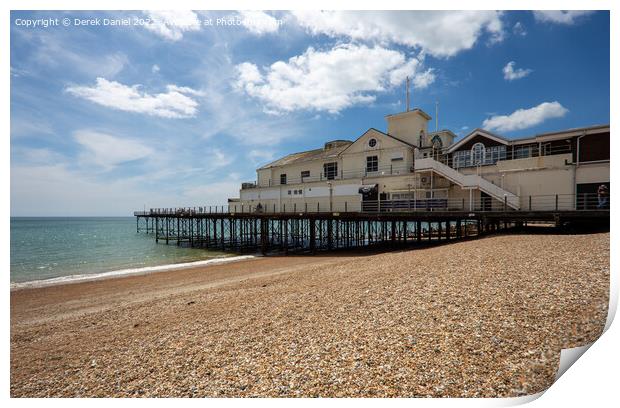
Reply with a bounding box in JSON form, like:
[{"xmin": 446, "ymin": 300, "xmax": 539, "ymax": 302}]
[{"xmin": 134, "ymin": 194, "xmax": 609, "ymax": 254}]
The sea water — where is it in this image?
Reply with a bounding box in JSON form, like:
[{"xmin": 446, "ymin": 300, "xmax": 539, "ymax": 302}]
[{"xmin": 10, "ymin": 217, "xmax": 238, "ymax": 286}]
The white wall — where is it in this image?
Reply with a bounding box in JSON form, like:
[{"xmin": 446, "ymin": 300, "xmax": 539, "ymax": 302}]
[{"xmin": 576, "ymin": 162, "xmax": 610, "ymax": 184}]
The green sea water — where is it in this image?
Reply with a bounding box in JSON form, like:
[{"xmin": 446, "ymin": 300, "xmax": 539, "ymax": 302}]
[{"xmin": 10, "ymin": 217, "xmax": 232, "ymax": 284}]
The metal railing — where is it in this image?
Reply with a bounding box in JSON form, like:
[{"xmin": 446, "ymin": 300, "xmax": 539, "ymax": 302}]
[
  {"xmin": 134, "ymin": 193, "xmax": 609, "ymax": 216},
  {"xmin": 439, "ymin": 143, "xmax": 573, "ymax": 169},
  {"xmin": 255, "ymin": 163, "xmax": 414, "ymax": 187}
]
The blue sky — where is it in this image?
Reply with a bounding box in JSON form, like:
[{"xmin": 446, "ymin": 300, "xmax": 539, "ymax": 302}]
[{"xmin": 10, "ymin": 10, "xmax": 609, "ymax": 216}]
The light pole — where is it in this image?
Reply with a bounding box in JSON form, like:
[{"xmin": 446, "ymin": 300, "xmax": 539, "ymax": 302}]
[{"xmin": 407, "ymin": 183, "xmax": 412, "ymax": 210}]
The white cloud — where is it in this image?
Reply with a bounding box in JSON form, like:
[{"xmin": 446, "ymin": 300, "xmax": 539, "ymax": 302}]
[
  {"xmin": 482, "ymin": 102, "xmax": 569, "ymax": 132},
  {"xmin": 237, "ymin": 11, "xmax": 281, "ymax": 35},
  {"xmin": 166, "ymin": 84, "xmax": 205, "ymax": 97},
  {"xmin": 533, "ymin": 11, "xmax": 593, "ymax": 25},
  {"xmin": 182, "ymin": 180, "xmax": 245, "ymax": 205},
  {"xmin": 235, "ymin": 44, "xmax": 434, "ymax": 114},
  {"xmin": 142, "ymin": 10, "xmax": 202, "ymax": 41},
  {"xmin": 207, "ymin": 148, "xmax": 234, "ymax": 169},
  {"xmin": 10, "ymin": 66, "xmax": 30, "ymax": 77},
  {"xmin": 389, "ymin": 58, "xmax": 435, "ymax": 88},
  {"xmin": 513, "ymin": 22, "xmax": 527, "ymax": 36},
  {"xmin": 236, "ymin": 62, "xmax": 263, "ymax": 84},
  {"xmin": 152, "ymin": 64, "xmax": 160, "ymax": 73},
  {"xmin": 248, "ymin": 149, "xmax": 275, "ymax": 164},
  {"xmin": 38, "ymin": 39, "xmax": 128, "ymax": 77},
  {"xmin": 74, "ymin": 130, "xmax": 154, "ymax": 168},
  {"xmin": 503, "ymin": 61, "xmax": 533, "ymax": 81},
  {"xmin": 13, "ymin": 147, "xmax": 65, "ymax": 165},
  {"xmin": 12, "ymin": 29, "xmax": 129, "ymax": 78},
  {"xmin": 412, "ymin": 69, "xmax": 436, "ymax": 89},
  {"xmin": 290, "ymin": 11, "xmax": 504, "ymax": 58},
  {"xmin": 66, "ymin": 77, "xmax": 201, "ymax": 118},
  {"xmin": 11, "ymin": 118, "xmax": 54, "ymax": 138}
]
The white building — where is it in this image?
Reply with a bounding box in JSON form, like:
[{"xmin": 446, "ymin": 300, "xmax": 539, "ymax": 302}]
[{"xmin": 233, "ymin": 108, "xmax": 609, "ymax": 213}]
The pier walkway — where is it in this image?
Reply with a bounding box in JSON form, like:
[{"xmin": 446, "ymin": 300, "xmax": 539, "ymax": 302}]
[{"xmin": 134, "ymin": 194, "xmax": 609, "ymax": 254}]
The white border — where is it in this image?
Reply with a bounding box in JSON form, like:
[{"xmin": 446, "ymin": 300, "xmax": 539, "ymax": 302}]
[{"xmin": 3, "ymin": 1, "xmax": 616, "ymax": 406}]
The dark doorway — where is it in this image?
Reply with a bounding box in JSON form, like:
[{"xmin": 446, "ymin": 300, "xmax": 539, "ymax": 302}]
[{"xmin": 359, "ymin": 185, "xmax": 378, "ymax": 212}]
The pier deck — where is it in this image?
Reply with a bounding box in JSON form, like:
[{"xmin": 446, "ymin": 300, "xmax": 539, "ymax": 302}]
[{"xmin": 134, "ymin": 206, "xmax": 609, "ymax": 254}]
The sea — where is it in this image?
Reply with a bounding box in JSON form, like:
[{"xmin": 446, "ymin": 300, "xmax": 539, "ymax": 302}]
[{"xmin": 10, "ymin": 217, "xmax": 243, "ymax": 287}]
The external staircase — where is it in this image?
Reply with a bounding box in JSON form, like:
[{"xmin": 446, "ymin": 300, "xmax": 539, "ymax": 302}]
[{"xmin": 414, "ymin": 158, "xmax": 520, "ymax": 209}]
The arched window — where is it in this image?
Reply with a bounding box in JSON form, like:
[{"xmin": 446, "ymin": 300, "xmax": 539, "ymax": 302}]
[
  {"xmin": 472, "ymin": 142, "xmax": 485, "ymax": 165},
  {"xmin": 431, "ymin": 135, "xmax": 443, "ymax": 149},
  {"xmin": 419, "ymin": 130, "xmax": 425, "ymax": 147}
]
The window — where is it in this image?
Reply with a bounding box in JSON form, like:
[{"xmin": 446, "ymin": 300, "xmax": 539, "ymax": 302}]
[
  {"xmin": 323, "ymin": 162, "xmax": 338, "ymax": 180},
  {"xmin": 368, "ymin": 138, "xmax": 377, "ymax": 148},
  {"xmin": 487, "ymin": 145, "xmax": 507, "ymax": 164},
  {"xmin": 301, "ymin": 170, "xmax": 310, "ymax": 179},
  {"xmin": 453, "ymin": 150, "xmax": 470, "ymax": 168},
  {"xmin": 366, "ymin": 155, "xmax": 378, "ymax": 173},
  {"xmin": 514, "ymin": 145, "xmax": 532, "ymax": 159},
  {"xmin": 288, "ymin": 190, "xmax": 291, "ymax": 195},
  {"xmin": 472, "ymin": 143, "xmax": 485, "ymax": 165},
  {"xmin": 431, "ymin": 135, "xmax": 443, "ymax": 149},
  {"xmin": 280, "ymin": 174, "xmax": 287, "ymax": 185}
]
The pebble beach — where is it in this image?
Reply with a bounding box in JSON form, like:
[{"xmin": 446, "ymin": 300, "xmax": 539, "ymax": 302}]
[{"xmin": 10, "ymin": 232, "xmax": 609, "ymax": 398}]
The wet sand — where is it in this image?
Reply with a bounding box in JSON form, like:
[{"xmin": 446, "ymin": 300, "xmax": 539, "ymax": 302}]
[{"xmin": 11, "ymin": 233, "xmax": 609, "ymax": 397}]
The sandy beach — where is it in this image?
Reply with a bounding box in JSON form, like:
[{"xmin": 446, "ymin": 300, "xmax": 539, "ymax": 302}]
[{"xmin": 10, "ymin": 232, "xmax": 609, "ymax": 397}]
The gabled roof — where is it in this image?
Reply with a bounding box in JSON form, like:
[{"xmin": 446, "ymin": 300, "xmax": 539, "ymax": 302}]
[
  {"xmin": 446, "ymin": 128, "xmax": 509, "ymax": 153},
  {"xmin": 258, "ymin": 127, "xmax": 416, "ymax": 170},
  {"xmin": 447, "ymin": 124, "xmax": 610, "ymax": 152},
  {"xmin": 339, "ymin": 128, "xmax": 416, "ymax": 155},
  {"xmin": 258, "ymin": 142, "xmax": 351, "ymax": 170}
]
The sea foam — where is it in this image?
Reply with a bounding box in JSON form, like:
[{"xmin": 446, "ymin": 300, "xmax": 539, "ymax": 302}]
[{"xmin": 11, "ymin": 255, "xmax": 257, "ymax": 290}]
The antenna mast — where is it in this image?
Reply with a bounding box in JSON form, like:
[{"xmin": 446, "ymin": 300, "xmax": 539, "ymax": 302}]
[
  {"xmin": 406, "ymin": 76, "xmax": 410, "ymax": 112},
  {"xmin": 435, "ymin": 101, "xmax": 439, "ymax": 131}
]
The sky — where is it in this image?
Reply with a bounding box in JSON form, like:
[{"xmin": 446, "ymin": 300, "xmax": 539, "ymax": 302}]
[{"xmin": 10, "ymin": 10, "xmax": 610, "ymax": 216}]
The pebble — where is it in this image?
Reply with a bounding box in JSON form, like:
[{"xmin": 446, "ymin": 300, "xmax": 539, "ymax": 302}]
[{"xmin": 10, "ymin": 233, "xmax": 609, "ymax": 397}]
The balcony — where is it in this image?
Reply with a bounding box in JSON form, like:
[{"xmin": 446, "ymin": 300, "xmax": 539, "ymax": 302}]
[
  {"xmin": 449, "ymin": 143, "xmax": 573, "ymax": 169},
  {"xmin": 261, "ymin": 163, "xmax": 414, "ymax": 186},
  {"xmin": 241, "ymin": 182, "xmax": 257, "ymax": 189}
]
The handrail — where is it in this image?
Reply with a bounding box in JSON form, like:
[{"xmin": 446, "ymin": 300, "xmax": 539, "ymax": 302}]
[
  {"xmin": 133, "ymin": 193, "xmax": 608, "ymax": 216},
  {"xmin": 415, "ymin": 158, "xmax": 520, "ymax": 209}
]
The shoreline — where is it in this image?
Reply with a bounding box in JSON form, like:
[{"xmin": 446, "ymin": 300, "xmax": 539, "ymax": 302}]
[
  {"xmin": 10, "ymin": 254, "xmax": 259, "ymax": 291},
  {"xmin": 10, "ymin": 253, "xmax": 362, "ymax": 328}
]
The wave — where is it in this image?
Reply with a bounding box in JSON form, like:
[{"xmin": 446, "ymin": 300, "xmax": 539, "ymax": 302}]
[{"xmin": 10, "ymin": 255, "xmax": 258, "ymax": 290}]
